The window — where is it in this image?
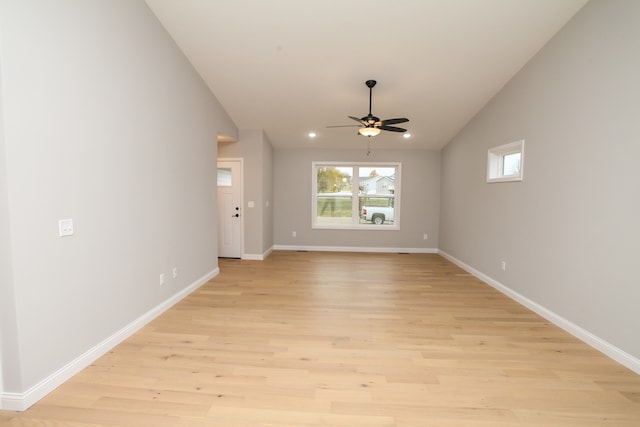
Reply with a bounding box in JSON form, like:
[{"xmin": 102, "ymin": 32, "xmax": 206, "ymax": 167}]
[
  {"xmin": 487, "ymin": 140, "xmax": 524, "ymax": 183},
  {"xmin": 217, "ymin": 167, "xmax": 232, "ymax": 186},
  {"xmin": 312, "ymin": 162, "xmax": 400, "ymax": 229}
]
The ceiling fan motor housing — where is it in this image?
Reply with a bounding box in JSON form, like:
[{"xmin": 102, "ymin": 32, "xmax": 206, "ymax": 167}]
[{"xmin": 363, "ymin": 115, "xmax": 380, "ymax": 125}]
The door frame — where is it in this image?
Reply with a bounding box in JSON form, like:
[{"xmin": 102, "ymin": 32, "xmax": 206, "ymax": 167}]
[{"xmin": 217, "ymin": 157, "xmax": 244, "ymax": 258}]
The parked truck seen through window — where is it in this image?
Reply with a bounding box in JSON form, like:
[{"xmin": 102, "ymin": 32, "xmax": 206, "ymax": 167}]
[{"xmin": 359, "ymin": 196, "xmax": 394, "ymax": 225}]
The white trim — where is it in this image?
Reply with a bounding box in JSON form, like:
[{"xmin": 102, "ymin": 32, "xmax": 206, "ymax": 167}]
[
  {"xmin": 0, "ymin": 268, "xmax": 219, "ymax": 412},
  {"xmin": 0, "ymin": 392, "xmax": 23, "ymax": 411},
  {"xmin": 242, "ymin": 246, "xmax": 274, "ymax": 261},
  {"xmin": 274, "ymin": 245, "xmax": 437, "ymax": 254},
  {"xmin": 264, "ymin": 245, "xmax": 274, "ymax": 258},
  {"xmin": 438, "ymin": 250, "xmax": 640, "ymax": 375}
]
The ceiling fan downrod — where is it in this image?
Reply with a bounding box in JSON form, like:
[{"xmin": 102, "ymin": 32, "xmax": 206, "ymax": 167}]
[{"xmin": 365, "ymin": 80, "xmax": 377, "ymax": 123}]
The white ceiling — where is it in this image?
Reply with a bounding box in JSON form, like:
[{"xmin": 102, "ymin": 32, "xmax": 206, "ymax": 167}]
[{"xmin": 145, "ymin": 0, "xmax": 587, "ymax": 150}]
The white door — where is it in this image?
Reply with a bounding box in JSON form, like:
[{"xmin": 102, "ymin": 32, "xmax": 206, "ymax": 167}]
[{"xmin": 217, "ymin": 160, "xmax": 243, "ymax": 258}]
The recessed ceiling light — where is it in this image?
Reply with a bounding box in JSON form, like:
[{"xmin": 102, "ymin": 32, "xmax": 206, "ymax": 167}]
[
  {"xmin": 403, "ymin": 133, "xmax": 412, "ymax": 139},
  {"xmin": 308, "ymin": 132, "xmax": 317, "ymax": 138}
]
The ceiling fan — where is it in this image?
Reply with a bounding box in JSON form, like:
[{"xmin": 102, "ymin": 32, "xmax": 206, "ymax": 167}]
[{"xmin": 328, "ymin": 80, "xmax": 409, "ymax": 137}]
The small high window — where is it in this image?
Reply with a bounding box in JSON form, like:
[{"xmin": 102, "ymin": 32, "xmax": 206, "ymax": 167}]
[{"xmin": 487, "ymin": 140, "xmax": 524, "ymax": 183}]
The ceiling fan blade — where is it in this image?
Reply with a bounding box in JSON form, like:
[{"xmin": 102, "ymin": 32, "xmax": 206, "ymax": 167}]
[
  {"xmin": 380, "ymin": 117, "xmax": 409, "ymax": 126},
  {"xmin": 326, "ymin": 124, "xmax": 361, "ymax": 128},
  {"xmin": 348, "ymin": 115, "xmax": 367, "ymax": 126},
  {"xmin": 379, "ymin": 125, "xmax": 407, "ymax": 133}
]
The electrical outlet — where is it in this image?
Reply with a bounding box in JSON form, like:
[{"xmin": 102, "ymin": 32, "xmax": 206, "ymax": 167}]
[
  {"xmin": 159, "ymin": 273, "xmax": 165, "ymax": 285},
  {"xmin": 292, "ymin": 231, "xmax": 296, "ymax": 237},
  {"xmin": 423, "ymin": 233, "xmax": 428, "ymax": 240},
  {"xmin": 501, "ymin": 261, "xmax": 507, "ymax": 271},
  {"xmin": 58, "ymin": 218, "xmax": 74, "ymax": 237},
  {"xmin": 172, "ymin": 267, "xmax": 178, "ymax": 279}
]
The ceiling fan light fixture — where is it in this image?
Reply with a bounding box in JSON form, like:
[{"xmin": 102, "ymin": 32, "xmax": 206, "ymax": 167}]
[{"xmin": 359, "ymin": 127, "xmax": 381, "ymax": 137}]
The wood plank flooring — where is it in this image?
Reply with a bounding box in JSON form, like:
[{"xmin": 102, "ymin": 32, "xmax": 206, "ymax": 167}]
[{"xmin": 2, "ymin": 251, "xmax": 640, "ymax": 426}]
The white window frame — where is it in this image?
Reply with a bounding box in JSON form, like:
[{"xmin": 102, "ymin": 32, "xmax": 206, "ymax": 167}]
[
  {"xmin": 312, "ymin": 161, "xmax": 401, "ymax": 230},
  {"xmin": 487, "ymin": 140, "xmax": 524, "ymax": 183}
]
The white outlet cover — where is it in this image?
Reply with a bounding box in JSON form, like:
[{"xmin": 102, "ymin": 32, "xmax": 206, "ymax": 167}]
[{"xmin": 59, "ymin": 219, "xmax": 74, "ymax": 237}]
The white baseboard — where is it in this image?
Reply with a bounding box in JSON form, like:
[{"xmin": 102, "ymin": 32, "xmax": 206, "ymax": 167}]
[
  {"xmin": 0, "ymin": 268, "xmax": 219, "ymax": 412},
  {"xmin": 264, "ymin": 246, "xmax": 274, "ymax": 258},
  {"xmin": 242, "ymin": 246, "xmax": 274, "ymax": 261},
  {"xmin": 438, "ymin": 250, "xmax": 640, "ymax": 375},
  {"xmin": 273, "ymin": 245, "xmax": 438, "ymax": 254}
]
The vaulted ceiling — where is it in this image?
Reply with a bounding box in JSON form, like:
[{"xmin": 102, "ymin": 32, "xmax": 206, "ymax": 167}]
[{"xmin": 146, "ymin": 0, "xmax": 587, "ymax": 150}]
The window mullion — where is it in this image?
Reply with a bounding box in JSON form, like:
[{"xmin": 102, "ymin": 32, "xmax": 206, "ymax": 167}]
[{"xmin": 352, "ymin": 169, "xmax": 359, "ymax": 224}]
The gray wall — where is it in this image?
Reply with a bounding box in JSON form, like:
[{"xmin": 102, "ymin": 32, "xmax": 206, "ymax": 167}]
[
  {"xmin": 262, "ymin": 136, "xmax": 274, "ymax": 254},
  {"xmin": 274, "ymin": 148, "xmax": 440, "ymax": 251},
  {"xmin": 0, "ymin": 0, "xmax": 236, "ymax": 395},
  {"xmin": 0, "ymin": 44, "xmax": 17, "ymax": 394},
  {"xmin": 440, "ymin": 0, "xmax": 640, "ymax": 359},
  {"xmin": 218, "ymin": 129, "xmax": 274, "ymax": 258}
]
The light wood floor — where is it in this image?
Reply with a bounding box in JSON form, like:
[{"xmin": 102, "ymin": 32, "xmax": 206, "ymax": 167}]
[{"xmin": 2, "ymin": 251, "xmax": 640, "ymax": 426}]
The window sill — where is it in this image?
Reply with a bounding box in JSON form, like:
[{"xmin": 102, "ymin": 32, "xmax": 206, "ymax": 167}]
[
  {"xmin": 487, "ymin": 175, "xmax": 523, "ymax": 183},
  {"xmin": 312, "ymin": 224, "xmax": 400, "ymax": 231}
]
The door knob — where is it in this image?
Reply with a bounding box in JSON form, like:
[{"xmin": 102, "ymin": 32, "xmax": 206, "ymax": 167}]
[{"xmin": 232, "ymin": 213, "xmax": 240, "ymax": 218}]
